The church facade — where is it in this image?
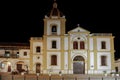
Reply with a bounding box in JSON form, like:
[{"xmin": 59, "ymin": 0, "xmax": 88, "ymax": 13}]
[{"xmin": 0, "ymin": 1, "xmax": 115, "ymax": 74}]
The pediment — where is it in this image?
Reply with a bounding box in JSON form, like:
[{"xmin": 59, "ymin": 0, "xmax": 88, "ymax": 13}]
[{"xmin": 68, "ymin": 26, "xmax": 90, "ymax": 34}]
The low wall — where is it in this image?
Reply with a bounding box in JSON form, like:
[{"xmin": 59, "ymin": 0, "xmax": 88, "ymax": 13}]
[{"xmin": 0, "ymin": 73, "xmax": 120, "ymax": 80}]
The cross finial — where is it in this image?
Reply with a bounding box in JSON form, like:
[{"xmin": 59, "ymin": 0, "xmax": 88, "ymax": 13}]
[
  {"xmin": 77, "ymin": 24, "xmax": 80, "ymax": 27},
  {"xmin": 53, "ymin": 0, "xmax": 57, "ymax": 8}
]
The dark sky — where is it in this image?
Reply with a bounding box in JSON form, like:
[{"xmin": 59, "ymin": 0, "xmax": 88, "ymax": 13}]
[{"xmin": 1, "ymin": 0, "xmax": 120, "ymax": 59}]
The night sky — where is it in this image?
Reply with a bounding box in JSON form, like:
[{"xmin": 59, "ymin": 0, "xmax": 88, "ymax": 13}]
[{"xmin": 1, "ymin": 0, "xmax": 120, "ymax": 59}]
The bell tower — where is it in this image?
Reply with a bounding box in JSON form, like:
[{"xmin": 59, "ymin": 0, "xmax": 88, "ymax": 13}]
[
  {"xmin": 43, "ymin": 0, "xmax": 66, "ymax": 36},
  {"xmin": 43, "ymin": 0, "xmax": 66, "ymax": 71}
]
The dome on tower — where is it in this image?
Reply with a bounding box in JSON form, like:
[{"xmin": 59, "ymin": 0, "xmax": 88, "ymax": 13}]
[{"xmin": 46, "ymin": 0, "xmax": 64, "ymax": 18}]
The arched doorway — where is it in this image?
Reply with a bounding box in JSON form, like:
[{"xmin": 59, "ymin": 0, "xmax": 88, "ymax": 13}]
[
  {"xmin": 36, "ymin": 63, "xmax": 41, "ymax": 73},
  {"xmin": 1, "ymin": 61, "xmax": 11, "ymax": 72},
  {"xmin": 73, "ymin": 56, "xmax": 85, "ymax": 74},
  {"xmin": 16, "ymin": 61, "xmax": 24, "ymax": 73}
]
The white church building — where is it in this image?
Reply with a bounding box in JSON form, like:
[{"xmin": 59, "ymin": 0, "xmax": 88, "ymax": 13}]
[{"xmin": 0, "ymin": 1, "xmax": 115, "ymax": 75}]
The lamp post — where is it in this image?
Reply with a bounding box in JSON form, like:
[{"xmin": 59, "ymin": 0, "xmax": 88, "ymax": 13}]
[
  {"xmin": 91, "ymin": 65, "xmax": 94, "ymax": 75},
  {"xmin": 65, "ymin": 64, "xmax": 68, "ymax": 74}
]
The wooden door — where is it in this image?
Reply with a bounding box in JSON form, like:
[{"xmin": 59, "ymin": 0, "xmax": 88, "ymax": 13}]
[
  {"xmin": 17, "ymin": 64, "xmax": 22, "ymax": 73},
  {"xmin": 8, "ymin": 65, "xmax": 11, "ymax": 72},
  {"xmin": 73, "ymin": 61, "xmax": 84, "ymax": 74}
]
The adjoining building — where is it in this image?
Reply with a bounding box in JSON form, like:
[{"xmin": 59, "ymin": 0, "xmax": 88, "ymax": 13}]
[
  {"xmin": 0, "ymin": 43, "xmax": 30, "ymax": 73},
  {"xmin": 0, "ymin": 1, "xmax": 115, "ymax": 75},
  {"xmin": 115, "ymin": 59, "xmax": 120, "ymax": 73}
]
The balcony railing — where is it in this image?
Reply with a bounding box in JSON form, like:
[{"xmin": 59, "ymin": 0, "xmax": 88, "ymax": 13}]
[{"xmin": 0, "ymin": 54, "xmax": 19, "ymax": 58}]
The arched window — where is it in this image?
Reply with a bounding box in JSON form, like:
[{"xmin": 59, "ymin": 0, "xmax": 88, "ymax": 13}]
[
  {"xmin": 73, "ymin": 56, "xmax": 84, "ymax": 61},
  {"xmin": 73, "ymin": 41, "xmax": 78, "ymax": 49},
  {"xmin": 51, "ymin": 55, "xmax": 57, "ymax": 65},
  {"xmin": 51, "ymin": 25, "xmax": 57, "ymax": 35},
  {"xmin": 80, "ymin": 41, "xmax": 85, "ymax": 49},
  {"xmin": 0, "ymin": 62, "xmax": 5, "ymax": 69},
  {"xmin": 36, "ymin": 46, "xmax": 41, "ymax": 52},
  {"xmin": 52, "ymin": 25, "xmax": 57, "ymax": 32}
]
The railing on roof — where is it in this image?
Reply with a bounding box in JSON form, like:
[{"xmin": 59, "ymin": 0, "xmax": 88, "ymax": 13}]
[
  {"xmin": 30, "ymin": 37, "xmax": 43, "ymax": 40},
  {"xmin": 92, "ymin": 33, "xmax": 112, "ymax": 36}
]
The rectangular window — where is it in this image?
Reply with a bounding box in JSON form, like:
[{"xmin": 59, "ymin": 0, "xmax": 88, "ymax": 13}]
[
  {"xmin": 36, "ymin": 46, "xmax": 41, "ymax": 52},
  {"xmin": 80, "ymin": 41, "xmax": 85, "ymax": 49},
  {"xmin": 101, "ymin": 56, "xmax": 107, "ymax": 66},
  {"xmin": 4, "ymin": 51, "xmax": 10, "ymax": 58},
  {"xmin": 51, "ymin": 55, "xmax": 57, "ymax": 65},
  {"xmin": 24, "ymin": 52, "xmax": 27, "ymax": 56},
  {"xmin": 115, "ymin": 67, "xmax": 118, "ymax": 73},
  {"xmin": 101, "ymin": 41, "xmax": 106, "ymax": 49},
  {"xmin": 52, "ymin": 40, "xmax": 57, "ymax": 48},
  {"xmin": 73, "ymin": 41, "xmax": 78, "ymax": 49}
]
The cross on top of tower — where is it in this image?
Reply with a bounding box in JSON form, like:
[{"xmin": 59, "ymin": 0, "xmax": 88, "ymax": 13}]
[
  {"xmin": 77, "ymin": 24, "xmax": 80, "ymax": 27},
  {"xmin": 53, "ymin": 0, "xmax": 57, "ymax": 8}
]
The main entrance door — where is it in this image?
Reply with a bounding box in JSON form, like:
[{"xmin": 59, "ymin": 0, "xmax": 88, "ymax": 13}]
[
  {"xmin": 73, "ymin": 56, "xmax": 85, "ymax": 74},
  {"xmin": 36, "ymin": 63, "xmax": 41, "ymax": 73}
]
